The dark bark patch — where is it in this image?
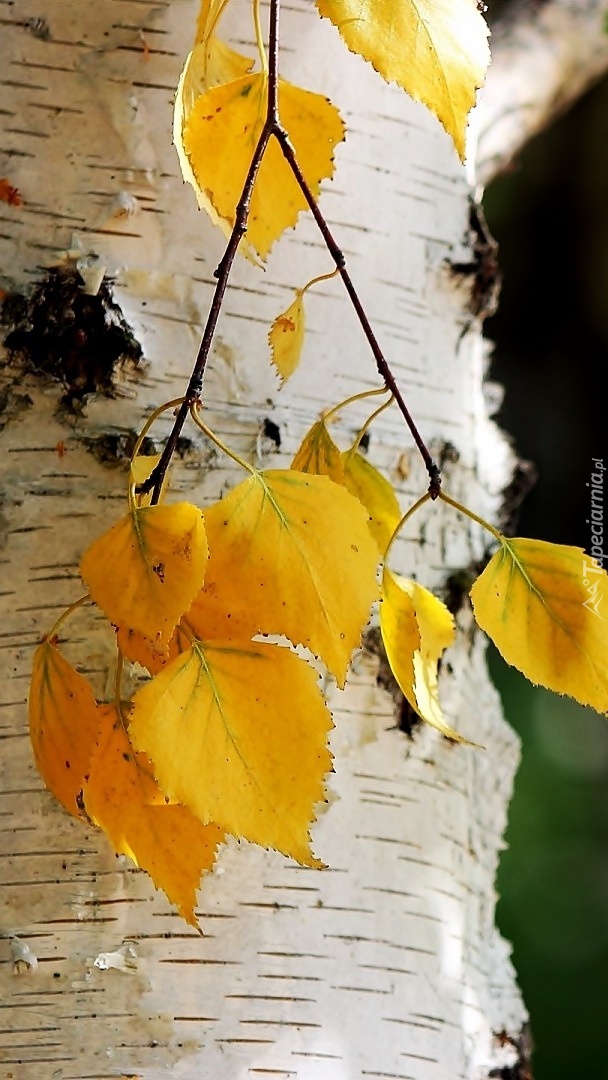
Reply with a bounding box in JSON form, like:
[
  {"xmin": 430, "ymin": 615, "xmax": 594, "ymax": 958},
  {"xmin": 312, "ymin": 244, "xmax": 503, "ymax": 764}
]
[
  {"xmin": 489, "ymin": 1023, "xmax": 535, "ymax": 1080},
  {"xmin": 0, "ymin": 383, "xmax": 33, "ymax": 433},
  {"xmin": 362, "ymin": 625, "xmax": 421, "ymax": 739},
  {"xmin": 2, "ymin": 267, "xmax": 143, "ymax": 409}
]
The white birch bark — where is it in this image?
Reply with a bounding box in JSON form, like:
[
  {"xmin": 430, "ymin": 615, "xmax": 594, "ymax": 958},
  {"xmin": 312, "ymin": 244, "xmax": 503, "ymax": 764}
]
[{"xmin": 1, "ymin": 2, "xmax": 527, "ymax": 1077}]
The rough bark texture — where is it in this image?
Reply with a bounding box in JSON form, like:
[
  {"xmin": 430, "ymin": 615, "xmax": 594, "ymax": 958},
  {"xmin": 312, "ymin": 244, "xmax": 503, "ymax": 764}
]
[{"xmin": 1, "ymin": 2, "xmax": 526, "ymax": 1077}]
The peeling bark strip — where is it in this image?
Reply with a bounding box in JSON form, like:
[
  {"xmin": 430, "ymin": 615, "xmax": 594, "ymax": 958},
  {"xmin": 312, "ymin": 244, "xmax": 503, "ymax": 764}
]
[{"xmin": 0, "ymin": 0, "xmax": 531, "ymax": 1076}]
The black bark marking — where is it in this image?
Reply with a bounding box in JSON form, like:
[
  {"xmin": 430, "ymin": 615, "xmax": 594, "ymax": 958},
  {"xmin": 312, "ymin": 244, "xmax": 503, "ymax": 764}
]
[{"xmin": 2, "ymin": 266, "xmax": 143, "ymax": 408}]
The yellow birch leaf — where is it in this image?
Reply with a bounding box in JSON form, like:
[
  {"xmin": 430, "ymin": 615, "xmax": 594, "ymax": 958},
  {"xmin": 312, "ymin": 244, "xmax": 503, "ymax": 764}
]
[
  {"xmin": 269, "ymin": 292, "xmax": 305, "ymax": 383},
  {"xmin": 316, "ymin": 0, "xmax": 490, "ymax": 160},
  {"xmin": 199, "ymin": 470, "xmax": 379, "ymax": 685},
  {"xmin": 182, "ymin": 74, "xmax": 345, "ymax": 259},
  {"xmin": 129, "ymin": 641, "xmax": 333, "ymax": 866},
  {"xmin": 342, "ymin": 451, "xmax": 402, "ymax": 554},
  {"xmin": 29, "ymin": 642, "xmax": 99, "ymax": 818},
  {"xmin": 380, "ymin": 568, "xmax": 465, "ymax": 741},
  {"xmin": 80, "ymin": 503, "xmax": 208, "ymax": 646},
  {"xmin": 470, "ymin": 538, "xmax": 608, "ymax": 713},
  {"xmin": 83, "ymin": 706, "xmax": 224, "ymax": 926},
  {"xmin": 291, "ymin": 419, "xmax": 344, "ymax": 483}
]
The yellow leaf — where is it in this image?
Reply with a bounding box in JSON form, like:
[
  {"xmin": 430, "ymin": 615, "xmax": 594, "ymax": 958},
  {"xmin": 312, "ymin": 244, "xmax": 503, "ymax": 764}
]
[
  {"xmin": 380, "ymin": 568, "xmax": 465, "ymax": 740},
  {"xmin": 291, "ymin": 418, "xmax": 344, "ymax": 482},
  {"xmin": 80, "ymin": 503, "xmax": 208, "ymax": 646},
  {"xmin": 471, "ymin": 538, "xmax": 608, "ymax": 713},
  {"xmin": 29, "ymin": 642, "xmax": 99, "ymax": 818},
  {"xmin": 199, "ymin": 470, "xmax": 379, "ymax": 685},
  {"xmin": 182, "ymin": 74, "xmax": 345, "ymax": 259},
  {"xmin": 269, "ymin": 292, "xmax": 305, "ymax": 383},
  {"xmin": 83, "ymin": 706, "xmax": 224, "ymax": 926},
  {"xmin": 316, "ymin": 0, "xmax": 490, "ymax": 160},
  {"xmin": 342, "ymin": 451, "xmax": 401, "ymax": 554},
  {"xmin": 129, "ymin": 641, "xmax": 333, "ymax": 866}
]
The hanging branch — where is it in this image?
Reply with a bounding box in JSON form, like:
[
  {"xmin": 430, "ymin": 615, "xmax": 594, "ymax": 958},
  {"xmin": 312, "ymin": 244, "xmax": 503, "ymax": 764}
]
[{"xmin": 139, "ymin": 0, "xmax": 440, "ymax": 503}]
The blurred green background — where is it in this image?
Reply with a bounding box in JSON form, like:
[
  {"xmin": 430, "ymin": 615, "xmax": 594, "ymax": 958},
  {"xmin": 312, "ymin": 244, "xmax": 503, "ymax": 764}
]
[{"xmin": 482, "ymin": 48, "xmax": 608, "ymax": 1080}]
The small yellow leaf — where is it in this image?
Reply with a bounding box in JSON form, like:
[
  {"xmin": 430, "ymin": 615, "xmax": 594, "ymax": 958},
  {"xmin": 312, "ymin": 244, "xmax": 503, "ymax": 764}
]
[
  {"xmin": 342, "ymin": 451, "xmax": 401, "ymax": 554},
  {"xmin": 182, "ymin": 74, "xmax": 345, "ymax": 258},
  {"xmin": 291, "ymin": 419, "xmax": 344, "ymax": 483},
  {"xmin": 84, "ymin": 706, "xmax": 223, "ymax": 925},
  {"xmin": 380, "ymin": 568, "xmax": 464, "ymax": 740},
  {"xmin": 269, "ymin": 292, "xmax": 305, "ymax": 383},
  {"xmin": 199, "ymin": 470, "xmax": 379, "ymax": 685},
  {"xmin": 80, "ymin": 503, "xmax": 208, "ymax": 646},
  {"xmin": 471, "ymin": 538, "xmax": 608, "ymax": 713},
  {"xmin": 29, "ymin": 642, "xmax": 99, "ymax": 817},
  {"xmin": 129, "ymin": 641, "xmax": 333, "ymax": 866},
  {"xmin": 316, "ymin": 0, "xmax": 490, "ymax": 160}
]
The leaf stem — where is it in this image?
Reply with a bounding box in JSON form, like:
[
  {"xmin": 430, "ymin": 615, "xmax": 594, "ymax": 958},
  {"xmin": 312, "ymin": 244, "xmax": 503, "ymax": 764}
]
[
  {"xmin": 253, "ymin": 0, "xmax": 268, "ymax": 72},
  {"xmin": 322, "ymin": 385, "xmax": 389, "ymax": 423},
  {"xmin": 300, "ymin": 267, "xmax": 340, "ymax": 295},
  {"xmin": 384, "ymin": 491, "xmax": 432, "ymax": 563},
  {"xmin": 438, "ymin": 490, "xmax": 504, "ymax": 543},
  {"xmin": 347, "ymin": 395, "xmax": 395, "ymax": 456},
  {"xmin": 189, "ymin": 403, "xmax": 256, "ymax": 474},
  {"xmin": 47, "ymin": 594, "xmax": 91, "ymax": 640}
]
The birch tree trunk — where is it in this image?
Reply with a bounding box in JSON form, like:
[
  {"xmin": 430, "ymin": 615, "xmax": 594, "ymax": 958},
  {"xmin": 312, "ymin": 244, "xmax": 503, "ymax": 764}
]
[{"xmin": 1, "ymin": 1, "xmax": 528, "ymax": 1077}]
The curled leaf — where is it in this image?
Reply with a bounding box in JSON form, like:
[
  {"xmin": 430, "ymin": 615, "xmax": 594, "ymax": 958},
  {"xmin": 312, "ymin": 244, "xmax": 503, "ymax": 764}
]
[
  {"xmin": 80, "ymin": 502, "xmax": 208, "ymax": 646},
  {"xmin": 129, "ymin": 641, "xmax": 333, "ymax": 866},
  {"xmin": 471, "ymin": 538, "xmax": 608, "ymax": 713},
  {"xmin": 380, "ymin": 568, "xmax": 465, "ymax": 741},
  {"xmin": 316, "ymin": 0, "xmax": 490, "ymax": 160}
]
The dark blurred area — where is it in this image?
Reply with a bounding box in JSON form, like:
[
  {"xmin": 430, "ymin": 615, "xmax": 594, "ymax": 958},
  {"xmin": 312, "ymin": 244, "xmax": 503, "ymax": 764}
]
[{"xmin": 482, "ymin": 26, "xmax": 608, "ymax": 1080}]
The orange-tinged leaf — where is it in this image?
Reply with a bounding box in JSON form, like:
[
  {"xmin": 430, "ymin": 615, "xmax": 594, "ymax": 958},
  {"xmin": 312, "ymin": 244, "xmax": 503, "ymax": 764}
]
[
  {"xmin": 342, "ymin": 451, "xmax": 401, "ymax": 554},
  {"xmin": 269, "ymin": 292, "xmax": 305, "ymax": 383},
  {"xmin": 380, "ymin": 568, "xmax": 465, "ymax": 740},
  {"xmin": 471, "ymin": 538, "xmax": 608, "ymax": 713},
  {"xmin": 182, "ymin": 74, "xmax": 345, "ymax": 258},
  {"xmin": 291, "ymin": 419, "xmax": 344, "ymax": 482},
  {"xmin": 80, "ymin": 503, "xmax": 208, "ymax": 646},
  {"xmin": 83, "ymin": 706, "xmax": 223, "ymax": 925},
  {"xmin": 316, "ymin": 0, "xmax": 489, "ymax": 160},
  {"xmin": 29, "ymin": 642, "xmax": 99, "ymax": 817},
  {"xmin": 199, "ymin": 470, "xmax": 379, "ymax": 684},
  {"xmin": 129, "ymin": 641, "xmax": 333, "ymax": 865},
  {"xmin": 116, "ymin": 623, "xmax": 190, "ymax": 675}
]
